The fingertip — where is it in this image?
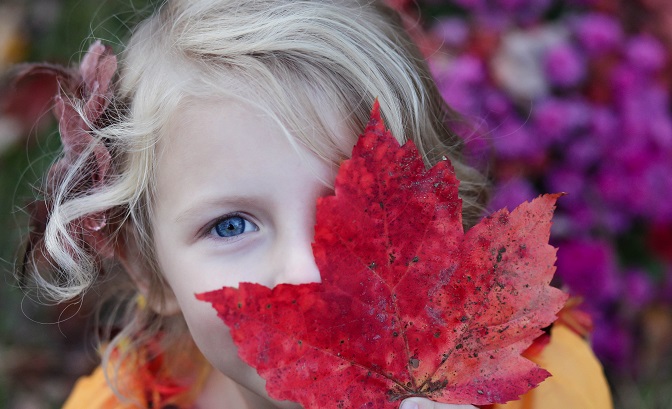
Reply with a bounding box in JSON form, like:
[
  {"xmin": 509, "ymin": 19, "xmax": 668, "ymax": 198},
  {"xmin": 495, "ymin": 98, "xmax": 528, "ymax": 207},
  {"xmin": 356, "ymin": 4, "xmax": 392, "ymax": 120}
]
[
  {"xmin": 399, "ymin": 400, "xmax": 419, "ymax": 409},
  {"xmin": 399, "ymin": 398, "xmax": 478, "ymax": 409}
]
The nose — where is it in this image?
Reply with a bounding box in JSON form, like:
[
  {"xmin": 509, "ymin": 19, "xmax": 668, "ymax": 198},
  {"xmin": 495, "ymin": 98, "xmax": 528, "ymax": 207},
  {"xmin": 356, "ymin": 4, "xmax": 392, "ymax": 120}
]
[{"xmin": 270, "ymin": 227, "xmax": 322, "ymax": 287}]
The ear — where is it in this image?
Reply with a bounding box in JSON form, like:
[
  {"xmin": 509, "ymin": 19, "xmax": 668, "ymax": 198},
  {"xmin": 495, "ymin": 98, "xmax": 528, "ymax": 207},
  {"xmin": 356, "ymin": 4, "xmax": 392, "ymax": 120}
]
[{"xmin": 116, "ymin": 224, "xmax": 181, "ymax": 316}]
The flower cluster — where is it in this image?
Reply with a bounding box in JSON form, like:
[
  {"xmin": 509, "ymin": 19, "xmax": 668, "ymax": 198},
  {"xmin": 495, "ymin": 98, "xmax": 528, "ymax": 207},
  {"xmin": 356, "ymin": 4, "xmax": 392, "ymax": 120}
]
[{"xmin": 389, "ymin": 0, "xmax": 672, "ymax": 376}]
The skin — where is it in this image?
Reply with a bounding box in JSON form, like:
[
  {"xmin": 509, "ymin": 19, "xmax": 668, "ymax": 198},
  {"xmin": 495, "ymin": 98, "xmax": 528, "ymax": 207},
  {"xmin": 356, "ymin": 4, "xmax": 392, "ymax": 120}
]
[{"xmin": 149, "ymin": 97, "xmax": 477, "ymax": 409}]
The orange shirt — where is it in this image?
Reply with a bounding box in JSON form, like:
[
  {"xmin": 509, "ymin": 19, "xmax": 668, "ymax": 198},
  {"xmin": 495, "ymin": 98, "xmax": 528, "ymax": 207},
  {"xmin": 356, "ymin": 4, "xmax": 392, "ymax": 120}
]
[{"xmin": 63, "ymin": 323, "xmax": 612, "ymax": 409}]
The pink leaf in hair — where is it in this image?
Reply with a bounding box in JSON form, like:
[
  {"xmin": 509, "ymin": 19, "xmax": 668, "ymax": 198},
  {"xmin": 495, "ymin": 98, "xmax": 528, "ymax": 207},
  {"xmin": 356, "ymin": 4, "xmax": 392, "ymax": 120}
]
[
  {"xmin": 18, "ymin": 40, "xmax": 118, "ymax": 260},
  {"xmin": 80, "ymin": 40, "xmax": 117, "ymax": 124}
]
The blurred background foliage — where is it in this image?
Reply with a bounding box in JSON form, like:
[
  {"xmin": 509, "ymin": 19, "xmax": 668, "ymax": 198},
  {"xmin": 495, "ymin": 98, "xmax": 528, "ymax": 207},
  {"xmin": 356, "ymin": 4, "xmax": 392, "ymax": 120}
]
[{"xmin": 1, "ymin": 0, "xmax": 671, "ymax": 408}]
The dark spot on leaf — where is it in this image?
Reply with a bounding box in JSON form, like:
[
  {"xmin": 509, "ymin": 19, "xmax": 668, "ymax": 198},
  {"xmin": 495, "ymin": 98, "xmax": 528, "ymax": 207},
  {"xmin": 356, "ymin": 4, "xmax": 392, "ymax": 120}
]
[
  {"xmin": 455, "ymin": 343, "xmax": 463, "ymax": 350},
  {"xmin": 237, "ymin": 303, "xmax": 242, "ymax": 309},
  {"xmin": 389, "ymin": 253, "xmax": 396, "ymax": 263},
  {"xmin": 496, "ymin": 247, "xmax": 506, "ymax": 263},
  {"xmin": 409, "ymin": 358, "xmax": 419, "ymax": 368},
  {"xmin": 369, "ymin": 262, "xmax": 376, "ymax": 269},
  {"xmin": 460, "ymin": 316, "xmax": 468, "ymax": 322},
  {"xmin": 412, "ymin": 256, "xmax": 419, "ymax": 262},
  {"xmin": 434, "ymin": 331, "xmax": 440, "ymax": 338},
  {"xmin": 266, "ymin": 304, "xmax": 272, "ymax": 309}
]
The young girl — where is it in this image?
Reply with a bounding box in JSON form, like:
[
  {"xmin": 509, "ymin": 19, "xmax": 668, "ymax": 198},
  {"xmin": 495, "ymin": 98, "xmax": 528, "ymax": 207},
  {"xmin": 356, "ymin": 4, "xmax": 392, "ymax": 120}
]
[{"xmin": 18, "ymin": 0, "xmax": 612, "ymax": 408}]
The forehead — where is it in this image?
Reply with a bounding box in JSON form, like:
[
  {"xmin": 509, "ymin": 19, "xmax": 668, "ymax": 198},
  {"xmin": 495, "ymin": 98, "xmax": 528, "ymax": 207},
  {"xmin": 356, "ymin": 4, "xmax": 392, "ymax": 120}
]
[
  {"xmin": 156, "ymin": 92, "xmax": 355, "ymax": 166},
  {"xmin": 152, "ymin": 97, "xmax": 340, "ymax": 205},
  {"xmin": 159, "ymin": 98, "xmax": 288, "ymax": 178}
]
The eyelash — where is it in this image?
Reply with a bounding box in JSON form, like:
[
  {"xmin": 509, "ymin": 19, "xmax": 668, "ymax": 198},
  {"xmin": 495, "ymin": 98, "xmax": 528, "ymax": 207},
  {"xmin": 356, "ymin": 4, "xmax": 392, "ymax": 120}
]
[{"xmin": 204, "ymin": 212, "xmax": 259, "ymax": 240}]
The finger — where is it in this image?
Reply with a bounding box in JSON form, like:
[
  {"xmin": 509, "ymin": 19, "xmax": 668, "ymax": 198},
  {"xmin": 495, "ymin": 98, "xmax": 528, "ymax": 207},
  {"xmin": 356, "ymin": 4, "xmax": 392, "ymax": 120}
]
[{"xmin": 399, "ymin": 397, "xmax": 478, "ymax": 409}]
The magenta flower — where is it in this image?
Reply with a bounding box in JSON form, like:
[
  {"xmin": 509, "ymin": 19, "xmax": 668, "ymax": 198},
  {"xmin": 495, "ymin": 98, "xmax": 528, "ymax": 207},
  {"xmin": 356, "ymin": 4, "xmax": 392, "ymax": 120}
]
[
  {"xmin": 491, "ymin": 116, "xmax": 542, "ymax": 159},
  {"xmin": 626, "ymin": 34, "xmax": 667, "ymax": 73},
  {"xmin": 623, "ymin": 269, "xmax": 655, "ymax": 309},
  {"xmin": 591, "ymin": 320, "xmax": 633, "ymax": 369},
  {"xmin": 431, "ymin": 17, "xmax": 470, "ymax": 48},
  {"xmin": 556, "ymin": 239, "xmax": 620, "ymax": 304},
  {"xmin": 562, "ymin": 202, "xmax": 598, "ymax": 236},
  {"xmin": 566, "ymin": 136, "xmax": 602, "ymax": 169},
  {"xmin": 489, "ymin": 177, "xmax": 538, "ymax": 212},
  {"xmin": 532, "ymin": 97, "xmax": 590, "ymax": 145},
  {"xmin": 433, "ymin": 55, "xmax": 487, "ymax": 115},
  {"xmin": 544, "ymin": 42, "xmax": 586, "ymax": 88},
  {"xmin": 545, "ymin": 166, "xmax": 586, "ymax": 207},
  {"xmin": 572, "ymin": 13, "xmax": 623, "ymax": 55},
  {"xmin": 590, "ymin": 107, "xmax": 619, "ymax": 146}
]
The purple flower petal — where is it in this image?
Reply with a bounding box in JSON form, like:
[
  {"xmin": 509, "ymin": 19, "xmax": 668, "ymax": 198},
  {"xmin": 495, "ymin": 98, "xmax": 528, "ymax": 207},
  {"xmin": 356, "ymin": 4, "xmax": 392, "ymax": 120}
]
[
  {"xmin": 544, "ymin": 42, "xmax": 586, "ymax": 87},
  {"xmin": 623, "ymin": 269, "xmax": 655, "ymax": 309},
  {"xmin": 591, "ymin": 319, "xmax": 633, "ymax": 369},
  {"xmin": 556, "ymin": 239, "xmax": 620, "ymax": 303},
  {"xmin": 431, "ymin": 17, "xmax": 470, "ymax": 48},
  {"xmin": 626, "ymin": 34, "xmax": 667, "ymax": 73},
  {"xmin": 489, "ymin": 177, "xmax": 538, "ymax": 211},
  {"xmin": 572, "ymin": 13, "xmax": 623, "ymax": 55}
]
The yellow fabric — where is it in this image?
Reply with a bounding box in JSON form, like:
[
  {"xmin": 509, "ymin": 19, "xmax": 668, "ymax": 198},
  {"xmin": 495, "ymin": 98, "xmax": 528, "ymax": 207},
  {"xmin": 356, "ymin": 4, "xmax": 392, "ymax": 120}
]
[
  {"xmin": 491, "ymin": 325, "xmax": 613, "ymax": 409},
  {"xmin": 62, "ymin": 366, "xmax": 144, "ymax": 409},
  {"xmin": 62, "ymin": 325, "xmax": 612, "ymax": 409}
]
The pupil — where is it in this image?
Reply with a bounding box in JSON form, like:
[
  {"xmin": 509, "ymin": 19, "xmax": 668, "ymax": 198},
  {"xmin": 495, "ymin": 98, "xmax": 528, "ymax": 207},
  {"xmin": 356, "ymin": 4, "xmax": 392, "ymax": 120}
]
[{"xmin": 215, "ymin": 216, "xmax": 245, "ymax": 237}]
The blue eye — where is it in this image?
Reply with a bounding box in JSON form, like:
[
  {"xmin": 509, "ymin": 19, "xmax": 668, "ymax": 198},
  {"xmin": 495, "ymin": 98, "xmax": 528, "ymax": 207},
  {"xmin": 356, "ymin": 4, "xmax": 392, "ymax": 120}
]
[{"xmin": 211, "ymin": 215, "xmax": 258, "ymax": 238}]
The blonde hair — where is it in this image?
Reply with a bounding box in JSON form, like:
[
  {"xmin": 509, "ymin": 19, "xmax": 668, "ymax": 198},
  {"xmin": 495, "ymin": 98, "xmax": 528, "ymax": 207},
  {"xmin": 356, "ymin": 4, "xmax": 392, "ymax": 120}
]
[{"xmin": 21, "ymin": 0, "xmax": 488, "ymax": 401}]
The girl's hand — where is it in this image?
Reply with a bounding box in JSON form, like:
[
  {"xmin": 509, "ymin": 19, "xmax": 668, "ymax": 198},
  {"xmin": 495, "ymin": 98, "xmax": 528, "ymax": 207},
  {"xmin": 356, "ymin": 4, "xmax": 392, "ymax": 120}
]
[{"xmin": 400, "ymin": 398, "xmax": 478, "ymax": 409}]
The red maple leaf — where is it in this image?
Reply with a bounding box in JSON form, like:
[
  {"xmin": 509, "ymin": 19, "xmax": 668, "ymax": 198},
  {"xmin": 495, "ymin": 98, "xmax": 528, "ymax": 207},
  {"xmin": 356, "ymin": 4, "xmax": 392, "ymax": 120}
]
[{"xmin": 197, "ymin": 101, "xmax": 567, "ymax": 408}]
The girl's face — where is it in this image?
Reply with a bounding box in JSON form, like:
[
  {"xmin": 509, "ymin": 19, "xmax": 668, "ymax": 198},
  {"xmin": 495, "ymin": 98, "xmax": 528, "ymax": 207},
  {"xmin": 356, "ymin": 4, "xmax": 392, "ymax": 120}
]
[{"xmin": 151, "ymin": 97, "xmax": 342, "ymax": 405}]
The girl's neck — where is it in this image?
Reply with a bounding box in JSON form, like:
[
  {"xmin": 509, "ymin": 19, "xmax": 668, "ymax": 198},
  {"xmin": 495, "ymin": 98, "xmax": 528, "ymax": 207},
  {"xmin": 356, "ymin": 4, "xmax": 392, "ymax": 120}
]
[{"xmin": 195, "ymin": 368, "xmax": 280, "ymax": 409}]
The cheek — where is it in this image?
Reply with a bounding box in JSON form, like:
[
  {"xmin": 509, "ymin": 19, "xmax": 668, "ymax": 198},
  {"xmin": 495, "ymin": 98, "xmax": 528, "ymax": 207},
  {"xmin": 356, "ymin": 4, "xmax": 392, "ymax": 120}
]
[
  {"xmin": 180, "ymin": 297, "xmax": 238, "ymax": 369},
  {"xmin": 178, "ymin": 291, "xmax": 260, "ymax": 385},
  {"xmin": 178, "ymin": 292, "xmax": 272, "ymax": 395}
]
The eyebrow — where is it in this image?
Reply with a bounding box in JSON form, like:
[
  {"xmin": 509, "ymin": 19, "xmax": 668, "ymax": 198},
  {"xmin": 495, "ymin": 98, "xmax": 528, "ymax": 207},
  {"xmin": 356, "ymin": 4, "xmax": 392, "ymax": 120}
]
[{"xmin": 173, "ymin": 195, "xmax": 262, "ymax": 224}]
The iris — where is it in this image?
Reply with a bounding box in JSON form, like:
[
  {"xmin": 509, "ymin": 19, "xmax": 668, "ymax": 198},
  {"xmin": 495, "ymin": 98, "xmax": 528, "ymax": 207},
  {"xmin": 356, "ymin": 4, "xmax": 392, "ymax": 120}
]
[{"xmin": 214, "ymin": 216, "xmax": 250, "ymax": 237}]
